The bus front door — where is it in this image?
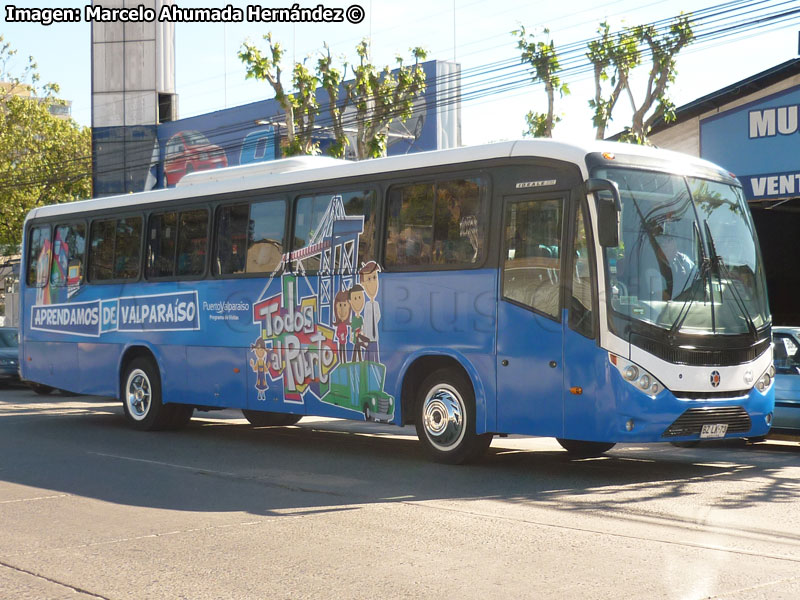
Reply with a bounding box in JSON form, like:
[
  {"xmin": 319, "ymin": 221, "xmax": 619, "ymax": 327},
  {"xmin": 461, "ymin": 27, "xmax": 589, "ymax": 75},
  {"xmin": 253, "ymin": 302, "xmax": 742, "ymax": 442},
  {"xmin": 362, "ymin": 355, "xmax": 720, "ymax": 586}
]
[{"xmin": 496, "ymin": 195, "xmax": 565, "ymax": 436}]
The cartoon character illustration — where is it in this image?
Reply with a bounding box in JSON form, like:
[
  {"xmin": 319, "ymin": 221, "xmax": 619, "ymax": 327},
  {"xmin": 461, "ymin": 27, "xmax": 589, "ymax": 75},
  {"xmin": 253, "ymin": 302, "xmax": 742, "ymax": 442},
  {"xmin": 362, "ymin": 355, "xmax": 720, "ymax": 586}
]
[
  {"xmin": 249, "ymin": 337, "xmax": 270, "ymax": 401},
  {"xmin": 332, "ymin": 289, "xmax": 351, "ymax": 364},
  {"xmin": 249, "ymin": 193, "xmax": 395, "ymax": 421},
  {"xmin": 359, "ymin": 261, "xmax": 382, "ymax": 361},
  {"xmin": 348, "ymin": 284, "xmax": 368, "ymax": 362}
]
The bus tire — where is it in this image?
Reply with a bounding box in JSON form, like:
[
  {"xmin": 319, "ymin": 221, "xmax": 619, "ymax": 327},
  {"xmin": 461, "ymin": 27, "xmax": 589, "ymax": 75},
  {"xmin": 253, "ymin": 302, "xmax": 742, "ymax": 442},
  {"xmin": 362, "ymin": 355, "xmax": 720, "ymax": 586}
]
[
  {"xmin": 556, "ymin": 438, "xmax": 616, "ymax": 457},
  {"xmin": 242, "ymin": 409, "xmax": 302, "ymax": 427},
  {"xmin": 29, "ymin": 383, "xmax": 54, "ymax": 395},
  {"xmin": 168, "ymin": 405, "xmax": 194, "ymax": 430},
  {"xmin": 415, "ymin": 368, "xmax": 492, "ymax": 464},
  {"xmin": 121, "ymin": 357, "xmax": 174, "ymax": 431}
]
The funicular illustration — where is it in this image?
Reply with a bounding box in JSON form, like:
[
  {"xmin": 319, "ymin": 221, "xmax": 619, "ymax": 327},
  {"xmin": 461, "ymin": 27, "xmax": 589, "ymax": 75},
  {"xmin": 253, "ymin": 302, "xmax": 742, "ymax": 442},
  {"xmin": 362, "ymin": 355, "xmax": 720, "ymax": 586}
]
[{"xmin": 268, "ymin": 194, "xmax": 395, "ymax": 422}]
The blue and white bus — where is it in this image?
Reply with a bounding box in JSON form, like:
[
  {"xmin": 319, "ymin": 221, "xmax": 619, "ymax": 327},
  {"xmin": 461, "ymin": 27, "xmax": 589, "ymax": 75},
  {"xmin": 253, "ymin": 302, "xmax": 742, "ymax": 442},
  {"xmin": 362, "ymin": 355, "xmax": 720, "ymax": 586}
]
[{"xmin": 19, "ymin": 140, "xmax": 775, "ymax": 463}]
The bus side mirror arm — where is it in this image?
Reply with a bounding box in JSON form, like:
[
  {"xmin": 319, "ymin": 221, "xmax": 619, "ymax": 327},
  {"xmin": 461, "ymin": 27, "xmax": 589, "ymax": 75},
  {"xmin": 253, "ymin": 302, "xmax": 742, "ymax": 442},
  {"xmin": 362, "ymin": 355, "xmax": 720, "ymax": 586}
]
[{"xmin": 585, "ymin": 178, "xmax": 621, "ymax": 248}]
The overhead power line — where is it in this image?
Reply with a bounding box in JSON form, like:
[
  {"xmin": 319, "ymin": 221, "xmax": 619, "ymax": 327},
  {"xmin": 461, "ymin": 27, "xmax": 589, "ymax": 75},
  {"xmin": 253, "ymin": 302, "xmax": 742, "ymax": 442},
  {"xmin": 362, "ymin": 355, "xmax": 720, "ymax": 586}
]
[{"xmin": 1, "ymin": 0, "xmax": 798, "ymax": 193}]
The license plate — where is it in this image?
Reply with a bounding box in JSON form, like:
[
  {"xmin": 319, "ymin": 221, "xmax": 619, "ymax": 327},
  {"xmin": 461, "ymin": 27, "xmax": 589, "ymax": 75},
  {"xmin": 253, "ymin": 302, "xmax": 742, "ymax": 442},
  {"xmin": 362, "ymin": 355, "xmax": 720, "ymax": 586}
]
[{"xmin": 700, "ymin": 423, "xmax": 728, "ymax": 439}]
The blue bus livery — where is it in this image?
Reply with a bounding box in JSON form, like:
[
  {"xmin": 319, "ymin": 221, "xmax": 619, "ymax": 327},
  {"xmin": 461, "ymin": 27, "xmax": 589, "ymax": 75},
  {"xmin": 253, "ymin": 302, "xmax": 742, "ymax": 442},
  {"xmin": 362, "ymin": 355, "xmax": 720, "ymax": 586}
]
[{"xmin": 19, "ymin": 141, "xmax": 775, "ymax": 463}]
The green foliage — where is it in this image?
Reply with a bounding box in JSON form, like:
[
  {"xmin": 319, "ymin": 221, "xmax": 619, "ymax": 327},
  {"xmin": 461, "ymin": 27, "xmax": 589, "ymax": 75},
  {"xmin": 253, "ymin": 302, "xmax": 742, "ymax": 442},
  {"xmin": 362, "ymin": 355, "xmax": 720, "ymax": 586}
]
[
  {"xmin": 586, "ymin": 15, "xmax": 694, "ymax": 143},
  {"xmin": 243, "ymin": 35, "xmax": 427, "ymax": 161},
  {"xmin": 239, "ymin": 33, "xmax": 319, "ymax": 156},
  {"xmin": 346, "ymin": 40, "xmax": 427, "ymax": 159},
  {"xmin": 0, "ymin": 36, "xmax": 91, "ymax": 250},
  {"xmin": 513, "ymin": 26, "xmax": 569, "ymax": 138},
  {"xmin": 523, "ymin": 111, "xmax": 559, "ymax": 138}
]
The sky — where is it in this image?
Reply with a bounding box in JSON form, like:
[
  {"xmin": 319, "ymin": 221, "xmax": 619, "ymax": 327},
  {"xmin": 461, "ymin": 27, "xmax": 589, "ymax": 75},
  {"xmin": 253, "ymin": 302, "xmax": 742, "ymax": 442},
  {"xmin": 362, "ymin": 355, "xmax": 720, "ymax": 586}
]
[{"xmin": 2, "ymin": 0, "xmax": 799, "ymax": 146}]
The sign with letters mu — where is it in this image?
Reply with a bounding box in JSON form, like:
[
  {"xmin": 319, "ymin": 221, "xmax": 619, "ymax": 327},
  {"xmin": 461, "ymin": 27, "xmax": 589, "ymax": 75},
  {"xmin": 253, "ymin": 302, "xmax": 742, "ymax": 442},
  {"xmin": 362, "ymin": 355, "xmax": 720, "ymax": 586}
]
[{"xmin": 700, "ymin": 84, "xmax": 800, "ymax": 202}]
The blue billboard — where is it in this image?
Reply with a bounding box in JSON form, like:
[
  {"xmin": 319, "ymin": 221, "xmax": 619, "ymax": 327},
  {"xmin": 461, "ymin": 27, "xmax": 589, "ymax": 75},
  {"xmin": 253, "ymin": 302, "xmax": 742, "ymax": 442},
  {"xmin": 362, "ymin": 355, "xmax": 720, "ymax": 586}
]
[
  {"xmin": 155, "ymin": 60, "xmax": 448, "ymax": 188},
  {"xmin": 701, "ymin": 84, "xmax": 800, "ymax": 201}
]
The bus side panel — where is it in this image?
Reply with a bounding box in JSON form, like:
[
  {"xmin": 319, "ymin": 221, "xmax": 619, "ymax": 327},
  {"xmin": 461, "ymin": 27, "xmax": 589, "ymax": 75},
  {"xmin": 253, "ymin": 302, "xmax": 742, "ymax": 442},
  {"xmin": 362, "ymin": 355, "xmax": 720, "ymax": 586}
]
[
  {"xmin": 185, "ymin": 345, "xmax": 247, "ymax": 408},
  {"xmin": 78, "ymin": 342, "xmax": 120, "ymax": 396},
  {"xmin": 24, "ymin": 340, "xmax": 77, "ymax": 392},
  {"xmin": 562, "ymin": 325, "xmax": 616, "ymax": 441},
  {"xmin": 378, "ymin": 270, "xmax": 498, "ymax": 430}
]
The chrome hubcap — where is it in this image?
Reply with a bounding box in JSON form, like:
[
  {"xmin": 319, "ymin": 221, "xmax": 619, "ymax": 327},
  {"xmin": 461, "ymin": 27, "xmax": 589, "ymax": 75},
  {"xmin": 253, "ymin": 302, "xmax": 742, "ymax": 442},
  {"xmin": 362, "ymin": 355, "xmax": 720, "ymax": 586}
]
[
  {"xmin": 126, "ymin": 369, "xmax": 151, "ymax": 420},
  {"xmin": 422, "ymin": 384, "xmax": 466, "ymax": 451}
]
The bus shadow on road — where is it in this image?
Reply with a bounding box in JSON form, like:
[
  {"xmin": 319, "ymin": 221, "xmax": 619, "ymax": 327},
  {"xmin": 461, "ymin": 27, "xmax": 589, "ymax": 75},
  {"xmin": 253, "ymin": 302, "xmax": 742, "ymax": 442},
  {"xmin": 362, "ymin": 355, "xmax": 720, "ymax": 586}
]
[{"xmin": 1, "ymin": 398, "xmax": 799, "ymax": 543}]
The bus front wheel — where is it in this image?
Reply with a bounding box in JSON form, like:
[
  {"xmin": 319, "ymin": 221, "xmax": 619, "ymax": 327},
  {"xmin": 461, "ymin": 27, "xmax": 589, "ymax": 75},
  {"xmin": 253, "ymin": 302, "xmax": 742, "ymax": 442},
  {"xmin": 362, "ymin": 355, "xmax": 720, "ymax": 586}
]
[
  {"xmin": 121, "ymin": 357, "xmax": 176, "ymax": 431},
  {"xmin": 415, "ymin": 368, "xmax": 492, "ymax": 464},
  {"xmin": 556, "ymin": 438, "xmax": 616, "ymax": 457},
  {"xmin": 242, "ymin": 410, "xmax": 302, "ymax": 427}
]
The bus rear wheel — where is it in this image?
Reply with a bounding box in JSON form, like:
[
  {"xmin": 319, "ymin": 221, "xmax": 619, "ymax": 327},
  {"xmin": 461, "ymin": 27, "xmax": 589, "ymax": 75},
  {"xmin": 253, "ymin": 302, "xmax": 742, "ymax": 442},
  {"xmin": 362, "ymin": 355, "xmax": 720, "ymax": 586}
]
[
  {"xmin": 121, "ymin": 357, "xmax": 176, "ymax": 431},
  {"xmin": 242, "ymin": 410, "xmax": 302, "ymax": 427},
  {"xmin": 415, "ymin": 368, "xmax": 492, "ymax": 464},
  {"xmin": 556, "ymin": 438, "xmax": 616, "ymax": 457}
]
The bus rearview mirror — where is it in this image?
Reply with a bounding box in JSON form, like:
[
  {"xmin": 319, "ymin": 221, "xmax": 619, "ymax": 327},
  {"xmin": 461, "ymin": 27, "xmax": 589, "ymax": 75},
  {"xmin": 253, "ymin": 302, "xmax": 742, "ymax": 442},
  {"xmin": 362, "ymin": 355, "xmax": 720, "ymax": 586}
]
[{"xmin": 585, "ymin": 178, "xmax": 621, "ymax": 248}]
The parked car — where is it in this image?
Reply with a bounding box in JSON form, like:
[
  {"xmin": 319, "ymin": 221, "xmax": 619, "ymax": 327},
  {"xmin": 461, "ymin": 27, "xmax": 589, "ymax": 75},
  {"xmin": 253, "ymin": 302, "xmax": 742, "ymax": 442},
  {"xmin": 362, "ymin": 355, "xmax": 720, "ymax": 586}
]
[
  {"xmin": 771, "ymin": 326, "xmax": 800, "ymax": 433},
  {"xmin": 0, "ymin": 327, "xmax": 20, "ymax": 385},
  {"xmin": 164, "ymin": 130, "xmax": 227, "ymax": 186}
]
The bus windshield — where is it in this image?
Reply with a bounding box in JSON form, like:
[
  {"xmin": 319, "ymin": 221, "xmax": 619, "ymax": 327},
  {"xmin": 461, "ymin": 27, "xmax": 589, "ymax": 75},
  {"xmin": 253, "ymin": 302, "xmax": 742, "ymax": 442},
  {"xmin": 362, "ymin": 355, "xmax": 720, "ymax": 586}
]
[{"xmin": 599, "ymin": 167, "xmax": 769, "ymax": 336}]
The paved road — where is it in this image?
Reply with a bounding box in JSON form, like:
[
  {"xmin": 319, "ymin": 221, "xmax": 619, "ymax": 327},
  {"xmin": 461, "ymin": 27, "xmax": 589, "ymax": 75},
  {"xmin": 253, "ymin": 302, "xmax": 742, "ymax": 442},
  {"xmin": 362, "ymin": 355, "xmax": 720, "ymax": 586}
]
[{"xmin": 1, "ymin": 385, "xmax": 800, "ymax": 599}]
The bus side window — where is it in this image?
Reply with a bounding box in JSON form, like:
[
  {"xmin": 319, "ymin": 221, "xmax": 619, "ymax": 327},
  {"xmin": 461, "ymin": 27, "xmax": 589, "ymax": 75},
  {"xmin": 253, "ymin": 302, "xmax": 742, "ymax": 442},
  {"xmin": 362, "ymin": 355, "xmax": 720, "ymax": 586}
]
[
  {"xmin": 176, "ymin": 209, "xmax": 209, "ymax": 277},
  {"xmin": 89, "ymin": 220, "xmax": 116, "ymax": 281},
  {"xmin": 432, "ymin": 179, "xmax": 486, "ymax": 265},
  {"xmin": 385, "ymin": 183, "xmax": 434, "ymax": 267},
  {"xmin": 386, "ymin": 178, "xmax": 486, "ymax": 268},
  {"xmin": 114, "ymin": 217, "xmax": 143, "ymax": 280},
  {"xmin": 89, "ymin": 217, "xmax": 142, "ymax": 282},
  {"xmin": 50, "ymin": 223, "xmax": 86, "ymax": 287},
  {"xmin": 569, "ymin": 202, "xmax": 595, "ymax": 337},
  {"xmin": 26, "ymin": 225, "xmax": 51, "ymax": 288},
  {"xmin": 215, "ymin": 204, "xmax": 249, "ymax": 275},
  {"xmin": 502, "ymin": 199, "xmax": 562, "ymax": 318},
  {"xmin": 292, "ymin": 191, "xmax": 375, "ymax": 274},
  {"xmin": 147, "ymin": 212, "xmax": 178, "ymax": 278},
  {"xmin": 247, "ymin": 200, "xmax": 285, "ymax": 274}
]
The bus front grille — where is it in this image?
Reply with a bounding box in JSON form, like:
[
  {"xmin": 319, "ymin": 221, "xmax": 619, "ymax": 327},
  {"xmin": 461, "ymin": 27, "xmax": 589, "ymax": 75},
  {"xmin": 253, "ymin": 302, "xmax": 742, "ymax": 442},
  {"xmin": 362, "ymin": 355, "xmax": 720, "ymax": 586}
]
[{"xmin": 661, "ymin": 406, "xmax": 752, "ymax": 438}]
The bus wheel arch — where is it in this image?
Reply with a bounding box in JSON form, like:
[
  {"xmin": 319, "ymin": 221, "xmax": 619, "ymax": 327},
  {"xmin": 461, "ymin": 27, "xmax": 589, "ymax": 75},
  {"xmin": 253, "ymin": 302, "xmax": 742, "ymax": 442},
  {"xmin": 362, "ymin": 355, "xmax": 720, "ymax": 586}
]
[
  {"xmin": 401, "ymin": 355, "xmax": 483, "ymax": 427},
  {"xmin": 406, "ymin": 359, "xmax": 492, "ymax": 464},
  {"xmin": 119, "ymin": 347, "xmax": 187, "ymax": 431}
]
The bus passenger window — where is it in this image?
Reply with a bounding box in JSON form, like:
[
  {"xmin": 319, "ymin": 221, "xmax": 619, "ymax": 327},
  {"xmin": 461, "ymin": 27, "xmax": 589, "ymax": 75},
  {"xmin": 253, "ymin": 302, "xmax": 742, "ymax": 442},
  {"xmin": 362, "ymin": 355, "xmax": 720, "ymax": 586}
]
[
  {"xmin": 292, "ymin": 191, "xmax": 375, "ymax": 273},
  {"xmin": 113, "ymin": 217, "xmax": 142, "ymax": 280},
  {"xmin": 89, "ymin": 220, "xmax": 116, "ymax": 281},
  {"xmin": 247, "ymin": 200, "xmax": 285, "ymax": 274},
  {"xmin": 215, "ymin": 204, "xmax": 249, "ymax": 275},
  {"xmin": 176, "ymin": 209, "xmax": 209, "ymax": 277},
  {"xmin": 26, "ymin": 226, "xmax": 51, "ymax": 287},
  {"xmin": 386, "ymin": 183, "xmax": 434, "ymax": 267},
  {"xmin": 50, "ymin": 223, "xmax": 86, "ymax": 286},
  {"xmin": 146, "ymin": 212, "xmax": 178, "ymax": 278},
  {"xmin": 433, "ymin": 179, "xmax": 486, "ymax": 265},
  {"xmin": 386, "ymin": 178, "xmax": 487, "ymax": 268},
  {"xmin": 502, "ymin": 199, "xmax": 562, "ymax": 318}
]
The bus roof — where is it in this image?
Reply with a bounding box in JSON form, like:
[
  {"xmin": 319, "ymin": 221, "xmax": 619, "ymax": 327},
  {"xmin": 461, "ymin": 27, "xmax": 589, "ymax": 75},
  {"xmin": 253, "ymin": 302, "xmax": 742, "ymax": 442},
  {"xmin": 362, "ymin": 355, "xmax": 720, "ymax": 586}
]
[{"xmin": 27, "ymin": 139, "xmax": 731, "ymax": 221}]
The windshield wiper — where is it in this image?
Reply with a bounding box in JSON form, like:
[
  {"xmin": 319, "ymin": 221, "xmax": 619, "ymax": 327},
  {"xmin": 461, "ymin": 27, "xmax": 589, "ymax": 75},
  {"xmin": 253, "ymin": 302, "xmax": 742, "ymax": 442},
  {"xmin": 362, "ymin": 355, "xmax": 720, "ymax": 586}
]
[
  {"xmin": 703, "ymin": 220, "xmax": 757, "ymax": 339},
  {"xmin": 669, "ymin": 220, "xmax": 713, "ymax": 336}
]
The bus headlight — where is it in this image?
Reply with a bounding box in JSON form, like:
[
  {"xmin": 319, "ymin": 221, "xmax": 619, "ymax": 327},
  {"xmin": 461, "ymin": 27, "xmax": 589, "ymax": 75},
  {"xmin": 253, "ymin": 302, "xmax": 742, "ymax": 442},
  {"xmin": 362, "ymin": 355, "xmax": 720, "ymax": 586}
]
[
  {"xmin": 755, "ymin": 365, "xmax": 774, "ymax": 393},
  {"xmin": 623, "ymin": 365, "xmax": 638, "ymax": 381},
  {"xmin": 609, "ymin": 354, "xmax": 663, "ymax": 398}
]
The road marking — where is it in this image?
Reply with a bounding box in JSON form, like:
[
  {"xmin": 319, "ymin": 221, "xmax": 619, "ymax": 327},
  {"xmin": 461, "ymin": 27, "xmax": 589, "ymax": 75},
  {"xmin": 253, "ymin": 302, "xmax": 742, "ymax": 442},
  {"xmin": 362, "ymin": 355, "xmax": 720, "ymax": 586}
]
[{"xmin": 0, "ymin": 494, "xmax": 69, "ymax": 504}]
